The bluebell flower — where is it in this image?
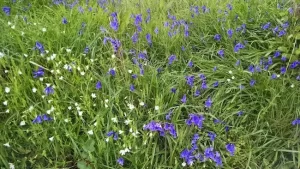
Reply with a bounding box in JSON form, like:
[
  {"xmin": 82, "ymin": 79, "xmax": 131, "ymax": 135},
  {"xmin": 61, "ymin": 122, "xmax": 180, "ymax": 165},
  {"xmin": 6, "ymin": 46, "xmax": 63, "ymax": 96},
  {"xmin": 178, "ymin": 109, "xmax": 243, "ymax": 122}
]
[
  {"xmin": 186, "ymin": 75, "xmax": 194, "ymax": 87},
  {"xmin": 164, "ymin": 123, "xmax": 177, "ymax": 138},
  {"xmin": 268, "ymin": 57, "xmax": 273, "ymax": 65},
  {"xmin": 292, "ymin": 118, "xmax": 300, "ymax": 125},
  {"xmin": 134, "ymin": 14, "xmax": 143, "ymax": 26},
  {"xmin": 250, "ymin": 79, "xmax": 256, "ymax": 87},
  {"xmin": 171, "ymin": 88, "xmax": 176, "ymax": 93},
  {"xmin": 227, "ymin": 4, "xmax": 232, "ymax": 10},
  {"xmin": 117, "ymin": 157, "xmax": 124, "ymax": 166},
  {"xmin": 168, "ymin": 55, "xmax": 176, "ymax": 65},
  {"xmin": 278, "ymin": 30, "xmax": 286, "ymax": 37},
  {"xmin": 180, "ymin": 149, "xmax": 194, "ymax": 166},
  {"xmin": 239, "ymin": 84, "xmax": 245, "ymax": 90},
  {"xmin": 280, "ymin": 66, "xmax": 286, "ymax": 74},
  {"xmin": 226, "ymin": 143, "xmax": 235, "ymax": 156},
  {"xmin": 248, "ymin": 65, "xmax": 255, "ymax": 73},
  {"xmin": 191, "ymin": 133, "xmax": 199, "ymax": 145},
  {"xmin": 146, "ymin": 8, "xmax": 151, "ymax": 23},
  {"xmin": 217, "ymin": 49, "xmax": 224, "ymax": 58},
  {"xmin": 227, "ymin": 29, "xmax": 233, "ymax": 38},
  {"xmin": 132, "ymin": 74, "xmax": 138, "ymax": 79},
  {"xmin": 110, "ymin": 12, "xmax": 119, "ymax": 31},
  {"xmin": 186, "ymin": 114, "xmax": 205, "ymax": 129},
  {"xmin": 271, "ymin": 73, "xmax": 277, "ymax": 79},
  {"xmin": 205, "ymin": 97, "xmax": 212, "ymax": 108},
  {"xmin": 194, "ymin": 90, "xmax": 200, "ymax": 97},
  {"xmin": 273, "ymin": 26, "xmax": 279, "ymax": 34},
  {"xmin": 33, "ymin": 67, "xmax": 44, "ymax": 78},
  {"xmin": 274, "ymin": 51, "xmax": 281, "ymax": 58},
  {"xmin": 234, "ymin": 43, "xmax": 245, "ymax": 53},
  {"xmin": 2, "ymin": 6, "xmax": 10, "ymax": 16},
  {"xmin": 42, "ymin": 114, "xmax": 53, "ymax": 121},
  {"xmin": 166, "ymin": 110, "xmax": 173, "ymax": 120},
  {"xmin": 235, "ymin": 59, "xmax": 241, "ymax": 66},
  {"xmin": 138, "ymin": 52, "xmax": 147, "ymax": 60},
  {"xmin": 214, "ymin": 151, "xmax": 223, "ymax": 167},
  {"xmin": 109, "ymin": 68, "xmax": 116, "ymax": 76},
  {"xmin": 204, "ymin": 147, "xmax": 214, "ymax": 159},
  {"xmin": 113, "ymin": 133, "xmax": 119, "ymax": 140},
  {"xmin": 188, "ymin": 61, "xmax": 193, "ymax": 67},
  {"xmin": 32, "ymin": 115, "xmax": 43, "ymax": 124},
  {"xmin": 146, "ymin": 33, "xmax": 152, "ymax": 46},
  {"xmin": 35, "ymin": 42, "xmax": 45, "ymax": 53},
  {"xmin": 106, "ymin": 131, "xmax": 115, "ymax": 137},
  {"xmin": 44, "ymin": 86, "xmax": 54, "ymax": 95},
  {"xmin": 96, "ymin": 81, "xmax": 102, "ymax": 89},
  {"xmin": 181, "ymin": 94, "xmax": 187, "ymax": 104},
  {"xmin": 199, "ymin": 74, "xmax": 206, "ymax": 80},
  {"xmin": 143, "ymin": 121, "xmax": 165, "ymax": 136},
  {"xmin": 83, "ymin": 47, "xmax": 89, "ymax": 54},
  {"xmin": 201, "ymin": 80, "xmax": 208, "ymax": 89},
  {"xmin": 289, "ymin": 7, "xmax": 294, "ymax": 14},
  {"xmin": 281, "ymin": 56, "xmax": 287, "ymax": 62},
  {"xmin": 62, "ymin": 17, "xmax": 68, "ymax": 24},
  {"xmin": 208, "ymin": 131, "xmax": 216, "ymax": 141},
  {"xmin": 213, "ymin": 81, "xmax": 219, "ymax": 87},
  {"xmin": 237, "ymin": 111, "xmax": 243, "ymax": 116},
  {"xmin": 282, "ymin": 22, "xmax": 289, "ymax": 29},
  {"xmin": 213, "ymin": 66, "xmax": 217, "ymax": 71},
  {"xmin": 255, "ymin": 65, "xmax": 261, "ymax": 72},
  {"xmin": 297, "ymin": 75, "xmax": 300, "ymax": 81},
  {"xmin": 214, "ymin": 34, "xmax": 221, "ymax": 41},
  {"xmin": 130, "ymin": 84, "xmax": 135, "ymax": 92},
  {"xmin": 106, "ymin": 131, "xmax": 119, "ymax": 140},
  {"xmin": 290, "ymin": 61, "xmax": 299, "ymax": 69},
  {"xmin": 131, "ymin": 32, "xmax": 138, "ymax": 44},
  {"xmin": 154, "ymin": 27, "xmax": 159, "ymax": 34},
  {"xmin": 194, "ymin": 153, "xmax": 204, "ymax": 162},
  {"xmin": 262, "ymin": 22, "xmax": 271, "ymax": 30}
]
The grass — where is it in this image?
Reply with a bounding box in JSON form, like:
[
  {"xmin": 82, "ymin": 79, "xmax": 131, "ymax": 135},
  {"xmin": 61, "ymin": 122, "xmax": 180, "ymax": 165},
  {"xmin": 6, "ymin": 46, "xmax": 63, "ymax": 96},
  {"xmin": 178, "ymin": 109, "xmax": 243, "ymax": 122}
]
[{"xmin": 0, "ymin": 0, "xmax": 300, "ymax": 168}]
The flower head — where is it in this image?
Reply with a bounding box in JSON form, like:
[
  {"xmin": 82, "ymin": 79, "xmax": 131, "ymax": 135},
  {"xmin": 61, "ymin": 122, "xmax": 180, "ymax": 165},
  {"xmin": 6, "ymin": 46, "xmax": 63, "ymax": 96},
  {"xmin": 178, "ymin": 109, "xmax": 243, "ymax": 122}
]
[
  {"xmin": 96, "ymin": 81, "xmax": 102, "ymax": 89},
  {"xmin": 214, "ymin": 34, "xmax": 221, "ymax": 41},
  {"xmin": 44, "ymin": 86, "xmax": 54, "ymax": 95},
  {"xmin": 226, "ymin": 143, "xmax": 235, "ymax": 156},
  {"xmin": 186, "ymin": 114, "xmax": 205, "ymax": 129},
  {"xmin": 205, "ymin": 97, "xmax": 212, "ymax": 108},
  {"xmin": 168, "ymin": 55, "xmax": 176, "ymax": 65},
  {"xmin": 117, "ymin": 157, "xmax": 124, "ymax": 166},
  {"xmin": 2, "ymin": 7, "xmax": 10, "ymax": 16},
  {"xmin": 33, "ymin": 67, "xmax": 44, "ymax": 78}
]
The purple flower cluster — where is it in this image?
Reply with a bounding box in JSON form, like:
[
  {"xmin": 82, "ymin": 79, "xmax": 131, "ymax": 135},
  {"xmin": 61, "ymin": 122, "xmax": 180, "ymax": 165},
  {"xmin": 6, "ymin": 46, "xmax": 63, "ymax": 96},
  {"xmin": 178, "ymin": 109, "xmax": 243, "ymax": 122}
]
[{"xmin": 143, "ymin": 121, "xmax": 177, "ymax": 138}]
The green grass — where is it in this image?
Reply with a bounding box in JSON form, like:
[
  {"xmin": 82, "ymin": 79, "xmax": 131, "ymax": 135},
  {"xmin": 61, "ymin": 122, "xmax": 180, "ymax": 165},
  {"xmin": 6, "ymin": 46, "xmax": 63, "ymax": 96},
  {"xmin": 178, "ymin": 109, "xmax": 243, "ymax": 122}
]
[{"xmin": 0, "ymin": 0, "xmax": 300, "ymax": 168}]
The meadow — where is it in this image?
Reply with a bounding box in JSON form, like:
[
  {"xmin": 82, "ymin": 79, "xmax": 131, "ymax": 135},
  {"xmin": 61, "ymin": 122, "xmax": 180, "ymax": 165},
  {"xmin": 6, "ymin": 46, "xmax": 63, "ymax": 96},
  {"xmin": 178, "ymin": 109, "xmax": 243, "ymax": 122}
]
[{"xmin": 0, "ymin": 0, "xmax": 300, "ymax": 168}]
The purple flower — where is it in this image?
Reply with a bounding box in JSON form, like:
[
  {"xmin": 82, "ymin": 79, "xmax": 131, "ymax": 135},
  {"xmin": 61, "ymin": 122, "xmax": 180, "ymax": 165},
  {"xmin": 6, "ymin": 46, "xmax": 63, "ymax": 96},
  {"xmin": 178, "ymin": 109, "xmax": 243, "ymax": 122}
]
[
  {"xmin": 186, "ymin": 114, "xmax": 205, "ymax": 129},
  {"xmin": 186, "ymin": 75, "xmax": 194, "ymax": 87},
  {"xmin": 96, "ymin": 81, "xmax": 102, "ymax": 89},
  {"xmin": 262, "ymin": 22, "xmax": 271, "ymax": 30},
  {"xmin": 227, "ymin": 29, "xmax": 233, "ymax": 38},
  {"xmin": 248, "ymin": 65, "xmax": 255, "ymax": 73},
  {"xmin": 271, "ymin": 73, "xmax": 277, "ymax": 79},
  {"xmin": 213, "ymin": 81, "xmax": 219, "ymax": 87},
  {"xmin": 280, "ymin": 66, "xmax": 286, "ymax": 74},
  {"xmin": 199, "ymin": 74, "xmax": 206, "ymax": 80},
  {"xmin": 2, "ymin": 6, "xmax": 10, "ymax": 16},
  {"xmin": 134, "ymin": 14, "xmax": 143, "ymax": 26},
  {"xmin": 268, "ymin": 57, "xmax": 273, "ymax": 65},
  {"xmin": 129, "ymin": 84, "xmax": 135, "ymax": 92},
  {"xmin": 191, "ymin": 133, "xmax": 200, "ymax": 145},
  {"xmin": 237, "ymin": 111, "xmax": 243, "ymax": 116},
  {"xmin": 297, "ymin": 75, "xmax": 300, "ymax": 80},
  {"xmin": 290, "ymin": 61, "xmax": 299, "ymax": 69},
  {"xmin": 180, "ymin": 149, "xmax": 194, "ymax": 166},
  {"xmin": 213, "ymin": 66, "xmax": 217, "ymax": 71},
  {"xmin": 205, "ymin": 97, "xmax": 212, "ymax": 108},
  {"xmin": 234, "ymin": 43, "xmax": 245, "ymax": 53},
  {"xmin": 131, "ymin": 32, "xmax": 138, "ymax": 44},
  {"xmin": 204, "ymin": 147, "xmax": 214, "ymax": 159},
  {"xmin": 110, "ymin": 12, "xmax": 119, "ymax": 31},
  {"xmin": 235, "ymin": 59, "xmax": 241, "ymax": 66},
  {"xmin": 83, "ymin": 47, "xmax": 89, "ymax": 54},
  {"xmin": 117, "ymin": 157, "xmax": 124, "ymax": 166},
  {"xmin": 138, "ymin": 52, "xmax": 147, "ymax": 60},
  {"xmin": 35, "ymin": 42, "xmax": 45, "ymax": 53},
  {"xmin": 282, "ymin": 21, "xmax": 289, "ymax": 29},
  {"xmin": 132, "ymin": 74, "xmax": 138, "ymax": 79},
  {"xmin": 289, "ymin": 7, "xmax": 294, "ymax": 14},
  {"xmin": 106, "ymin": 131, "xmax": 118, "ymax": 140},
  {"xmin": 143, "ymin": 121, "xmax": 165, "ymax": 136},
  {"xmin": 226, "ymin": 143, "xmax": 235, "ymax": 156},
  {"xmin": 146, "ymin": 33, "xmax": 152, "ymax": 46},
  {"xmin": 274, "ymin": 51, "xmax": 281, "ymax": 58},
  {"xmin": 42, "ymin": 114, "xmax": 53, "ymax": 121},
  {"xmin": 278, "ymin": 30, "xmax": 286, "ymax": 37},
  {"xmin": 168, "ymin": 55, "xmax": 176, "ymax": 65},
  {"xmin": 201, "ymin": 80, "xmax": 208, "ymax": 89},
  {"xmin": 281, "ymin": 56, "xmax": 287, "ymax": 62},
  {"xmin": 44, "ymin": 86, "xmax": 54, "ymax": 95},
  {"xmin": 273, "ymin": 26, "xmax": 279, "ymax": 34},
  {"xmin": 62, "ymin": 17, "xmax": 68, "ymax": 24},
  {"xmin": 164, "ymin": 123, "xmax": 177, "ymax": 138},
  {"xmin": 292, "ymin": 118, "xmax": 300, "ymax": 125},
  {"xmin": 214, "ymin": 151, "xmax": 223, "ymax": 167},
  {"xmin": 188, "ymin": 61, "xmax": 193, "ymax": 67},
  {"xmin": 32, "ymin": 115, "xmax": 43, "ymax": 124},
  {"xmin": 154, "ymin": 27, "xmax": 159, "ymax": 34},
  {"xmin": 208, "ymin": 132, "xmax": 216, "ymax": 141},
  {"xmin": 194, "ymin": 90, "xmax": 200, "ymax": 97},
  {"xmin": 181, "ymin": 94, "xmax": 187, "ymax": 104},
  {"xmin": 214, "ymin": 34, "xmax": 221, "ymax": 41},
  {"xmin": 250, "ymin": 79, "xmax": 256, "ymax": 87},
  {"xmin": 217, "ymin": 49, "xmax": 224, "ymax": 58},
  {"xmin": 33, "ymin": 67, "xmax": 44, "ymax": 78},
  {"xmin": 171, "ymin": 88, "xmax": 177, "ymax": 93},
  {"xmin": 166, "ymin": 110, "xmax": 173, "ymax": 120},
  {"xmin": 227, "ymin": 4, "xmax": 233, "ymax": 10},
  {"xmin": 109, "ymin": 68, "xmax": 116, "ymax": 76}
]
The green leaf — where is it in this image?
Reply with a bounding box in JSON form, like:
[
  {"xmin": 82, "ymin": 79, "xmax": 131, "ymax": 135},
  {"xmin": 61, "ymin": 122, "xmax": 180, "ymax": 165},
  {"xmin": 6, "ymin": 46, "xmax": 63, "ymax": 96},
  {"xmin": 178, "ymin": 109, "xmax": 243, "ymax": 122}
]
[
  {"xmin": 278, "ymin": 46, "xmax": 288, "ymax": 53},
  {"xmin": 82, "ymin": 139, "xmax": 95, "ymax": 152},
  {"xmin": 77, "ymin": 161, "xmax": 92, "ymax": 169},
  {"xmin": 295, "ymin": 49, "xmax": 300, "ymax": 55}
]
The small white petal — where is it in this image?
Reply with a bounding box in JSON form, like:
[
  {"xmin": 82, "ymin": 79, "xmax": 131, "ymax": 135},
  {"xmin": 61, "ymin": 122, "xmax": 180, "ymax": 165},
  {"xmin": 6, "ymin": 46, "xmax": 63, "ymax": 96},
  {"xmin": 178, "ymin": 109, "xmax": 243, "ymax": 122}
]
[
  {"xmin": 9, "ymin": 163, "xmax": 15, "ymax": 169},
  {"xmin": 18, "ymin": 71, "xmax": 22, "ymax": 75},
  {"xmin": 91, "ymin": 93, "xmax": 96, "ymax": 98},
  {"xmin": 68, "ymin": 106, "xmax": 72, "ymax": 110},
  {"xmin": 155, "ymin": 106, "xmax": 159, "ymax": 110},
  {"xmin": 3, "ymin": 142, "xmax": 10, "ymax": 147},
  {"xmin": 64, "ymin": 119, "xmax": 69, "ymax": 123},
  {"xmin": 20, "ymin": 121, "xmax": 26, "ymax": 126},
  {"xmin": 49, "ymin": 136, "xmax": 54, "ymax": 141},
  {"xmin": 111, "ymin": 54, "xmax": 116, "ymax": 58},
  {"xmin": 128, "ymin": 70, "xmax": 133, "ymax": 74},
  {"xmin": 87, "ymin": 130, "xmax": 94, "ymax": 135},
  {"xmin": 228, "ymin": 70, "xmax": 233, "ymax": 74},
  {"xmin": 118, "ymin": 130, "xmax": 124, "ymax": 134},
  {"xmin": 3, "ymin": 101, "xmax": 8, "ymax": 106},
  {"xmin": 182, "ymin": 162, "xmax": 187, "ymax": 167},
  {"xmin": 139, "ymin": 102, "xmax": 145, "ymax": 106},
  {"xmin": 42, "ymin": 28, "xmax": 47, "ymax": 32},
  {"xmin": 5, "ymin": 87, "xmax": 10, "ymax": 93},
  {"xmin": 5, "ymin": 109, "xmax": 9, "ymax": 113},
  {"xmin": 78, "ymin": 111, "xmax": 83, "ymax": 116},
  {"xmin": 105, "ymin": 138, "xmax": 109, "ymax": 142},
  {"xmin": 291, "ymin": 84, "xmax": 295, "ymax": 88}
]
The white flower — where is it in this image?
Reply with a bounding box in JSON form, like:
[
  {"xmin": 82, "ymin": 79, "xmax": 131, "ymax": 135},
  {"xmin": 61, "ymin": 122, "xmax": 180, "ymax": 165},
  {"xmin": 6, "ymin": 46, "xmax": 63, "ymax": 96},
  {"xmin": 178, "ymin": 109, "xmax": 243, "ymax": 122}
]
[
  {"xmin": 59, "ymin": 76, "xmax": 64, "ymax": 80},
  {"xmin": 78, "ymin": 111, "xmax": 83, "ymax": 116},
  {"xmin": 277, "ymin": 74, "xmax": 280, "ymax": 78},
  {"xmin": 105, "ymin": 104, "xmax": 108, "ymax": 108},
  {"xmin": 91, "ymin": 93, "xmax": 96, "ymax": 98},
  {"xmin": 182, "ymin": 162, "xmax": 187, "ymax": 167},
  {"xmin": 3, "ymin": 142, "xmax": 10, "ymax": 147},
  {"xmin": 33, "ymin": 22, "xmax": 37, "ymax": 25},
  {"xmin": 124, "ymin": 119, "xmax": 132, "ymax": 125},
  {"xmin": 105, "ymin": 138, "xmax": 109, "ymax": 142},
  {"xmin": 66, "ymin": 49, "xmax": 71, "ymax": 53},
  {"xmin": 64, "ymin": 119, "xmax": 69, "ymax": 123},
  {"xmin": 6, "ymin": 109, "xmax": 9, "ymax": 113},
  {"xmin": 128, "ymin": 103, "xmax": 135, "ymax": 110},
  {"xmin": 49, "ymin": 136, "xmax": 54, "ymax": 142},
  {"xmin": 3, "ymin": 101, "xmax": 8, "ymax": 106},
  {"xmin": 118, "ymin": 130, "xmax": 124, "ymax": 134},
  {"xmin": 50, "ymin": 54, "xmax": 56, "ymax": 60},
  {"xmin": 80, "ymin": 71, "xmax": 85, "ymax": 76},
  {"xmin": 8, "ymin": 21, "xmax": 12, "ymax": 25},
  {"xmin": 21, "ymin": 31, "xmax": 25, "ymax": 36},
  {"xmin": 93, "ymin": 122, "xmax": 97, "ymax": 126},
  {"xmin": 227, "ymin": 79, "xmax": 231, "ymax": 82},
  {"xmin": 39, "ymin": 77, "xmax": 43, "ymax": 81},
  {"xmin": 111, "ymin": 54, "xmax": 116, "ymax": 59},
  {"xmin": 0, "ymin": 52, "xmax": 4, "ymax": 58},
  {"xmin": 132, "ymin": 131, "xmax": 139, "ymax": 137},
  {"xmin": 29, "ymin": 106, "xmax": 34, "ymax": 111},
  {"xmin": 87, "ymin": 130, "xmax": 94, "ymax": 135},
  {"xmin": 24, "ymin": 54, "xmax": 28, "ymax": 57},
  {"xmin": 11, "ymin": 25, "xmax": 15, "ymax": 29},
  {"xmin": 128, "ymin": 70, "xmax": 133, "ymax": 74},
  {"xmin": 42, "ymin": 28, "xmax": 47, "ymax": 32},
  {"xmin": 231, "ymin": 76, "xmax": 235, "ymax": 79},
  {"xmin": 32, "ymin": 88, "xmax": 37, "ymax": 93},
  {"xmin": 139, "ymin": 102, "xmax": 145, "ymax": 106},
  {"xmin": 90, "ymin": 59, "xmax": 94, "ymax": 62},
  {"xmin": 4, "ymin": 70, "xmax": 9, "ymax": 73},
  {"xmin": 228, "ymin": 70, "xmax": 233, "ymax": 74},
  {"xmin": 120, "ymin": 150, "xmax": 126, "ymax": 155},
  {"xmin": 9, "ymin": 163, "xmax": 15, "ymax": 169},
  {"xmin": 5, "ymin": 87, "xmax": 10, "ymax": 93},
  {"xmin": 155, "ymin": 106, "xmax": 159, "ymax": 110},
  {"xmin": 20, "ymin": 121, "xmax": 26, "ymax": 126},
  {"xmin": 291, "ymin": 84, "xmax": 295, "ymax": 88},
  {"xmin": 129, "ymin": 128, "xmax": 133, "ymax": 133},
  {"xmin": 111, "ymin": 117, "xmax": 118, "ymax": 123},
  {"xmin": 46, "ymin": 110, "xmax": 51, "ymax": 114},
  {"xmin": 93, "ymin": 104, "xmax": 96, "ymax": 107},
  {"xmin": 105, "ymin": 99, "xmax": 109, "ymax": 103},
  {"xmin": 18, "ymin": 70, "xmax": 22, "ymax": 75},
  {"xmin": 68, "ymin": 106, "xmax": 72, "ymax": 110}
]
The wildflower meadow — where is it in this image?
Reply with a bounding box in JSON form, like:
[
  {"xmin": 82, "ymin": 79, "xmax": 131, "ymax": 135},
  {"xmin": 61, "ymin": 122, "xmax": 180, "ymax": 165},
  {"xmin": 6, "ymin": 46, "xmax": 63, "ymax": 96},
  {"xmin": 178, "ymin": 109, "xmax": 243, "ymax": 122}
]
[{"xmin": 1, "ymin": 0, "xmax": 300, "ymax": 168}]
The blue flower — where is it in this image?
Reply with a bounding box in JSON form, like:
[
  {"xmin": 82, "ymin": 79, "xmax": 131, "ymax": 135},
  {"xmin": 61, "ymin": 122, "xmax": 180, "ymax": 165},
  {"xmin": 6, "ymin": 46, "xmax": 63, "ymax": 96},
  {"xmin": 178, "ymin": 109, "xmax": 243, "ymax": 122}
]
[
  {"xmin": 171, "ymin": 88, "xmax": 176, "ymax": 93},
  {"xmin": 96, "ymin": 81, "xmax": 102, "ymax": 89},
  {"xmin": 217, "ymin": 49, "xmax": 224, "ymax": 58},
  {"xmin": 166, "ymin": 110, "xmax": 173, "ymax": 120},
  {"xmin": 33, "ymin": 67, "xmax": 44, "ymax": 78},
  {"xmin": 110, "ymin": 12, "xmax": 119, "ymax": 31},
  {"xmin": 164, "ymin": 123, "xmax": 177, "ymax": 138},
  {"xmin": 226, "ymin": 143, "xmax": 235, "ymax": 156},
  {"xmin": 194, "ymin": 90, "xmax": 200, "ymax": 97},
  {"xmin": 44, "ymin": 86, "xmax": 54, "ymax": 95},
  {"xmin": 213, "ymin": 66, "xmax": 217, "ymax": 71},
  {"xmin": 143, "ymin": 121, "xmax": 165, "ymax": 136},
  {"xmin": 235, "ymin": 60, "xmax": 241, "ymax": 66},
  {"xmin": 186, "ymin": 114, "xmax": 205, "ymax": 129},
  {"xmin": 227, "ymin": 29, "xmax": 233, "ymax": 38},
  {"xmin": 201, "ymin": 80, "xmax": 207, "ymax": 89},
  {"xmin": 214, "ymin": 34, "xmax": 221, "ymax": 41},
  {"xmin": 181, "ymin": 94, "xmax": 187, "ymax": 104},
  {"xmin": 248, "ymin": 65, "xmax": 255, "ymax": 73},
  {"xmin": 205, "ymin": 97, "xmax": 212, "ymax": 108},
  {"xmin": 213, "ymin": 81, "xmax": 219, "ymax": 87},
  {"xmin": 274, "ymin": 51, "xmax": 281, "ymax": 58},
  {"xmin": 271, "ymin": 73, "xmax": 277, "ymax": 79},
  {"xmin": 83, "ymin": 47, "xmax": 89, "ymax": 54},
  {"xmin": 62, "ymin": 17, "xmax": 68, "ymax": 24},
  {"xmin": 132, "ymin": 74, "xmax": 138, "ymax": 79},
  {"xmin": 290, "ymin": 61, "xmax": 299, "ymax": 69},
  {"xmin": 131, "ymin": 32, "xmax": 139, "ymax": 44},
  {"xmin": 297, "ymin": 75, "xmax": 300, "ymax": 81},
  {"xmin": 280, "ymin": 66, "xmax": 286, "ymax": 74},
  {"xmin": 146, "ymin": 33, "xmax": 152, "ymax": 46},
  {"xmin": 130, "ymin": 84, "xmax": 135, "ymax": 92},
  {"xmin": 2, "ymin": 6, "xmax": 11, "ymax": 15},
  {"xmin": 180, "ymin": 149, "xmax": 194, "ymax": 166},
  {"xmin": 32, "ymin": 115, "xmax": 43, "ymax": 124},
  {"xmin": 292, "ymin": 118, "xmax": 300, "ymax": 125},
  {"xmin": 199, "ymin": 74, "xmax": 206, "ymax": 80},
  {"xmin": 191, "ymin": 133, "xmax": 200, "ymax": 145},
  {"xmin": 262, "ymin": 22, "xmax": 271, "ymax": 30},
  {"xmin": 188, "ymin": 61, "xmax": 193, "ymax": 67},
  {"xmin": 117, "ymin": 157, "xmax": 124, "ymax": 166},
  {"xmin": 250, "ymin": 79, "xmax": 256, "ymax": 87},
  {"xmin": 186, "ymin": 75, "xmax": 194, "ymax": 87},
  {"xmin": 204, "ymin": 147, "xmax": 214, "ymax": 159},
  {"xmin": 154, "ymin": 27, "xmax": 159, "ymax": 34},
  {"xmin": 282, "ymin": 21, "xmax": 289, "ymax": 29},
  {"xmin": 35, "ymin": 42, "xmax": 45, "ymax": 53},
  {"xmin": 134, "ymin": 14, "xmax": 143, "ymax": 26},
  {"xmin": 239, "ymin": 84, "xmax": 245, "ymax": 90},
  {"xmin": 268, "ymin": 57, "xmax": 273, "ymax": 65},
  {"xmin": 278, "ymin": 30, "xmax": 286, "ymax": 37},
  {"xmin": 208, "ymin": 131, "xmax": 216, "ymax": 141},
  {"xmin": 234, "ymin": 43, "xmax": 245, "ymax": 53},
  {"xmin": 237, "ymin": 111, "xmax": 243, "ymax": 116},
  {"xmin": 227, "ymin": 4, "xmax": 232, "ymax": 10},
  {"xmin": 42, "ymin": 114, "xmax": 53, "ymax": 121},
  {"xmin": 281, "ymin": 56, "xmax": 287, "ymax": 62},
  {"xmin": 109, "ymin": 68, "xmax": 116, "ymax": 76},
  {"xmin": 214, "ymin": 151, "xmax": 223, "ymax": 167},
  {"xmin": 168, "ymin": 55, "xmax": 176, "ymax": 65}
]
